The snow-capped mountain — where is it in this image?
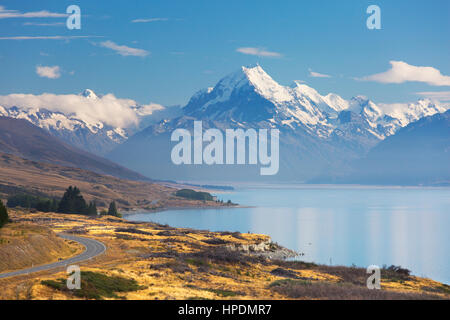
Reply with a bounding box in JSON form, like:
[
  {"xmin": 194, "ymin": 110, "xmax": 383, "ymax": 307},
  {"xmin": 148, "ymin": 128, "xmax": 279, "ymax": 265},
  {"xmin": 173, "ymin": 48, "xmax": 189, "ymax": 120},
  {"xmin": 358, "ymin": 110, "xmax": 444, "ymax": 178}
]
[
  {"xmin": 184, "ymin": 65, "xmax": 446, "ymax": 140},
  {"xmin": 0, "ymin": 103, "xmax": 128, "ymax": 155},
  {"xmin": 0, "ymin": 89, "xmax": 176, "ymax": 155},
  {"xmin": 184, "ymin": 65, "xmax": 333, "ymax": 135},
  {"xmin": 108, "ymin": 65, "xmax": 449, "ymax": 182}
]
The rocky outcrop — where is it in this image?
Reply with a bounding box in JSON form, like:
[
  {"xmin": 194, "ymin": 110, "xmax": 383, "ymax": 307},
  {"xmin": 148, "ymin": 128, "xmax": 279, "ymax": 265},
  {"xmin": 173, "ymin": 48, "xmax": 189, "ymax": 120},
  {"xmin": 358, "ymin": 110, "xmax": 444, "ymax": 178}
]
[{"xmin": 225, "ymin": 238, "xmax": 298, "ymax": 260}]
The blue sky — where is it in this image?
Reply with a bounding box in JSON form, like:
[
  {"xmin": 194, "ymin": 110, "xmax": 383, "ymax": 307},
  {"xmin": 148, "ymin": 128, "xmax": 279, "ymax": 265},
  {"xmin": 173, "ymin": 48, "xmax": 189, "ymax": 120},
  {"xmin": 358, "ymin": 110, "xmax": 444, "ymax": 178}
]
[{"xmin": 0, "ymin": 0, "xmax": 449, "ymax": 106}]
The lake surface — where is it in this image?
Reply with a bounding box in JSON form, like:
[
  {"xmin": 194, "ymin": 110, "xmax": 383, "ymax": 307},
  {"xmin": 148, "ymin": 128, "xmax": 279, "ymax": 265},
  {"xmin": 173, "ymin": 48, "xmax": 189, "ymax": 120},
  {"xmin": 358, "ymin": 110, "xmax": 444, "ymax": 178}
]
[{"xmin": 126, "ymin": 185, "xmax": 450, "ymax": 284}]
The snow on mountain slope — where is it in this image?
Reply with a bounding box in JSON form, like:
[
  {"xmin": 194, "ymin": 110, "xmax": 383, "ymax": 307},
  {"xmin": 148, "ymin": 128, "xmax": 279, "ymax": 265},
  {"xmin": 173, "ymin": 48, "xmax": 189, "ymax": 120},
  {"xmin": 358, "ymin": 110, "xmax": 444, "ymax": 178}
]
[
  {"xmin": 244, "ymin": 65, "xmax": 293, "ymax": 102},
  {"xmin": 81, "ymin": 88, "xmax": 99, "ymax": 100},
  {"xmin": 347, "ymin": 96, "xmax": 447, "ymax": 137},
  {"xmin": 378, "ymin": 99, "xmax": 447, "ymax": 127},
  {"xmin": 323, "ymin": 93, "xmax": 350, "ymax": 112},
  {"xmin": 0, "ymin": 104, "xmax": 126, "ymax": 155}
]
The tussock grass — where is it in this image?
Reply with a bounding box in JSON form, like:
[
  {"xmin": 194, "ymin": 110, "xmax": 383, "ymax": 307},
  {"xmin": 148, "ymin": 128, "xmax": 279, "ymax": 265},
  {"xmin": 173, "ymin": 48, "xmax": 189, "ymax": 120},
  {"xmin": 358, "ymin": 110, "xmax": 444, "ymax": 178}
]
[
  {"xmin": 268, "ymin": 278, "xmax": 444, "ymax": 300},
  {"xmin": 184, "ymin": 284, "xmax": 242, "ymax": 298}
]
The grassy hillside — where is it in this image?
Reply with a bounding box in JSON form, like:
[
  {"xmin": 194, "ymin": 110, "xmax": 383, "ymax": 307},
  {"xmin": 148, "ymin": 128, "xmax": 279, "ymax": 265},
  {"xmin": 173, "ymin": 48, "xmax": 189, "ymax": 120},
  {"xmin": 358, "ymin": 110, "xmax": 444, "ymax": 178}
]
[{"xmin": 0, "ymin": 222, "xmax": 83, "ymax": 273}]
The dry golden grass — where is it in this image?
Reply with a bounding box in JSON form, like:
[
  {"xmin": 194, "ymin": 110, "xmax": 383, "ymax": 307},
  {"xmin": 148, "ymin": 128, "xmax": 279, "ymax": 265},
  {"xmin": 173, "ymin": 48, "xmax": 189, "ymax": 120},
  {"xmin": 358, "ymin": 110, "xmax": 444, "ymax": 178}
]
[
  {"xmin": 0, "ymin": 222, "xmax": 83, "ymax": 273},
  {"xmin": 0, "ymin": 209, "xmax": 448, "ymax": 300}
]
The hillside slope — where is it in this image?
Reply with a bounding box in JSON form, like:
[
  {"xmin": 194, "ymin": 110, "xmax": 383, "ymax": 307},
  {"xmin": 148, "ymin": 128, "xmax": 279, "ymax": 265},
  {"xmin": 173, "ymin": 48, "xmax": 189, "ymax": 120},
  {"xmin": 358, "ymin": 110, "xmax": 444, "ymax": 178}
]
[
  {"xmin": 0, "ymin": 116, "xmax": 149, "ymax": 182},
  {"xmin": 0, "ymin": 223, "xmax": 82, "ymax": 273}
]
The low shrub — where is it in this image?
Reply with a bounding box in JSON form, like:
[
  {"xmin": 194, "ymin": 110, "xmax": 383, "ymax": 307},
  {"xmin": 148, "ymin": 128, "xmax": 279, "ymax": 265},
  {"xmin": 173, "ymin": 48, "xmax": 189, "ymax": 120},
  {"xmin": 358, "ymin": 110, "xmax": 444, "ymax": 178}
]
[
  {"xmin": 41, "ymin": 271, "xmax": 145, "ymax": 299},
  {"xmin": 268, "ymin": 278, "xmax": 442, "ymax": 300}
]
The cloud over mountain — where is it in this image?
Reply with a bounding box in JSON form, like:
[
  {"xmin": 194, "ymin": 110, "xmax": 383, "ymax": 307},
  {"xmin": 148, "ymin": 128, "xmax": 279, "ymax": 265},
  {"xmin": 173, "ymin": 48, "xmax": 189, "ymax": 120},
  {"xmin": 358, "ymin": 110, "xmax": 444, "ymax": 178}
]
[{"xmin": 0, "ymin": 92, "xmax": 162, "ymax": 128}]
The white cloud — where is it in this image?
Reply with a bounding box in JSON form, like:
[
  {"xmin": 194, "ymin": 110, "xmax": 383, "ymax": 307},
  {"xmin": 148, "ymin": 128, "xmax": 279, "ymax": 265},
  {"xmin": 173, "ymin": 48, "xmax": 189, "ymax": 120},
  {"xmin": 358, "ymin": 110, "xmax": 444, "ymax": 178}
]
[
  {"xmin": 0, "ymin": 6, "xmax": 67, "ymax": 19},
  {"xmin": 236, "ymin": 47, "xmax": 282, "ymax": 58},
  {"xmin": 99, "ymin": 40, "xmax": 149, "ymax": 57},
  {"xmin": 131, "ymin": 18, "xmax": 168, "ymax": 23},
  {"xmin": 36, "ymin": 65, "xmax": 61, "ymax": 79},
  {"xmin": 360, "ymin": 61, "xmax": 450, "ymax": 86},
  {"xmin": 309, "ymin": 69, "xmax": 331, "ymax": 78},
  {"xmin": 0, "ymin": 35, "xmax": 102, "ymax": 40},
  {"xmin": 23, "ymin": 22, "xmax": 65, "ymax": 26},
  {"xmin": 0, "ymin": 92, "xmax": 164, "ymax": 128},
  {"xmin": 416, "ymin": 91, "xmax": 450, "ymax": 101}
]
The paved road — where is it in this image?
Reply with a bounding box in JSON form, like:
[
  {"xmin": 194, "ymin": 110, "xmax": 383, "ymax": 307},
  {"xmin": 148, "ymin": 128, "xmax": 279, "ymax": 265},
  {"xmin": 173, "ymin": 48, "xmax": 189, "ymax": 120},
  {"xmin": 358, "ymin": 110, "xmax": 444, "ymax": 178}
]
[{"xmin": 0, "ymin": 234, "xmax": 106, "ymax": 279}]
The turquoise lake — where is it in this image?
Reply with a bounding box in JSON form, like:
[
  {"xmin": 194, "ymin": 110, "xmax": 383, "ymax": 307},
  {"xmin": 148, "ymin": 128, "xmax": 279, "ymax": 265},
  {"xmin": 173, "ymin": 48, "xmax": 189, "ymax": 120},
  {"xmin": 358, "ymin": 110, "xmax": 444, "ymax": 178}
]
[{"xmin": 126, "ymin": 185, "xmax": 450, "ymax": 284}]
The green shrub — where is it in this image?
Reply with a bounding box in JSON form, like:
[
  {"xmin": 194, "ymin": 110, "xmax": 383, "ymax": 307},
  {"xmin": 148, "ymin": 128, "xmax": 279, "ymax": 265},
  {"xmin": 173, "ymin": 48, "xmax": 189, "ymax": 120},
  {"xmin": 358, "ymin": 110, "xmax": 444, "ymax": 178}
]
[
  {"xmin": 87, "ymin": 202, "xmax": 98, "ymax": 216},
  {"xmin": 175, "ymin": 189, "xmax": 213, "ymax": 201},
  {"xmin": 107, "ymin": 201, "xmax": 121, "ymax": 217},
  {"xmin": 7, "ymin": 194, "xmax": 59, "ymax": 212},
  {"xmin": 57, "ymin": 186, "xmax": 89, "ymax": 215},
  {"xmin": 0, "ymin": 200, "xmax": 8, "ymax": 228},
  {"xmin": 41, "ymin": 271, "xmax": 146, "ymax": 300}
]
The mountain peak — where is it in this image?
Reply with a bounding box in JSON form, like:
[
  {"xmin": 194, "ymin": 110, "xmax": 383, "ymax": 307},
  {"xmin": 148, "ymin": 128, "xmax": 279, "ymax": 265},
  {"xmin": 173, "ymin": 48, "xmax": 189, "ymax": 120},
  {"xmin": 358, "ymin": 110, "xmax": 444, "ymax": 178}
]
[
  {"xmin": 351, "ymin": 95, "xmax": 369, "ymax": 103},
  {"xmin": 80, "ymin": 89, "xmax": 99, "ymax": 100},
  {"xmin": 239, "ymin": 65, "xmax": 292, "ymax": 102},
  {"xmin": 241, "ymin": 64, "xmax": 272, "ymax": 82}
]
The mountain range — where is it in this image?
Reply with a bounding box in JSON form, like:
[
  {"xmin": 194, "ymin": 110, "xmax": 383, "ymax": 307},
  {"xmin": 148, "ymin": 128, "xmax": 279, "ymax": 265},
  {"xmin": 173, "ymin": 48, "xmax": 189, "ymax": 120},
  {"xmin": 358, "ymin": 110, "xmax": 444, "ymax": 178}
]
[
  {"xmin": 107, "ymin": 65, "xmax": 449, "ymax": 182},
  {"xmin": 340, "ymin": 109, "xmax": 450, "ymax": 185},
  {"xmin": 0, "ymin": 89, "xmax": 181, "ymax": 155},
  {"xmin": 1, "ymin": 65, "xmax": 448, "ymax": 183}
]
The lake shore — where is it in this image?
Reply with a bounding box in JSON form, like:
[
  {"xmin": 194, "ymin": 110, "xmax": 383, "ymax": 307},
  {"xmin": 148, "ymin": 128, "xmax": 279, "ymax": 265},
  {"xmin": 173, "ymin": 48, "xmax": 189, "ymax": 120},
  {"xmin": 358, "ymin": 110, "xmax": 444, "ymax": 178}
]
[
  {"xmin": 1, "ymin": 209, "xmax": 449, "ymax": 300},
  {"xmin": 121, "ymin": 203, "xmax": 253, "ymax": 216}
]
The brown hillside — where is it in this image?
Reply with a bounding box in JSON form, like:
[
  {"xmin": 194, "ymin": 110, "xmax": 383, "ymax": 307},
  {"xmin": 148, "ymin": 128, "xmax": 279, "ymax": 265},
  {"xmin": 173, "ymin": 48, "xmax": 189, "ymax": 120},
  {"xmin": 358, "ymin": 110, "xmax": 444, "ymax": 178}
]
[
  {"xmin": 0, "ymin": 116, "xmax": 149, "ymax": 182},
  {"xmin": 0, "ymin": 222, "xmax": 83, "ymax": 273}
]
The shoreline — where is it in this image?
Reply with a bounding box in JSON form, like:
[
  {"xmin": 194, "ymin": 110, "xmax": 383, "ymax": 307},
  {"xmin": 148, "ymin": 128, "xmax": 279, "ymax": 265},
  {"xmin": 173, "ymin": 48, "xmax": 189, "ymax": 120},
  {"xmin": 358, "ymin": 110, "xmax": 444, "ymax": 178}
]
[{"xmin": 121, "ymin": 203, "xmax": 254, "ymax": 216}]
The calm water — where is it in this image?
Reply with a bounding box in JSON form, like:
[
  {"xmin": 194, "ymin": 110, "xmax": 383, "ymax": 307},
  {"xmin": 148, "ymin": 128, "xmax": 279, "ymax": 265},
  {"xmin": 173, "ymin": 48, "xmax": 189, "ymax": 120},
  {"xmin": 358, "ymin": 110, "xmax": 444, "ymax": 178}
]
[{"xmin": 126, "ymin": 185, "xmax": 450, "ymax": 284}]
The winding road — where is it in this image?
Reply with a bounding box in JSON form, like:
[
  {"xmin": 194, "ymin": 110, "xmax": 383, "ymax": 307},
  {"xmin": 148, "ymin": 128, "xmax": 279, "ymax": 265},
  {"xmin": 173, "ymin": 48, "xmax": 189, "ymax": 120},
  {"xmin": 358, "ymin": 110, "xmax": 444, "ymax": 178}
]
[{"xmin": 0, "ymin": 234, "xmax": 106, "ymax": 279}]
